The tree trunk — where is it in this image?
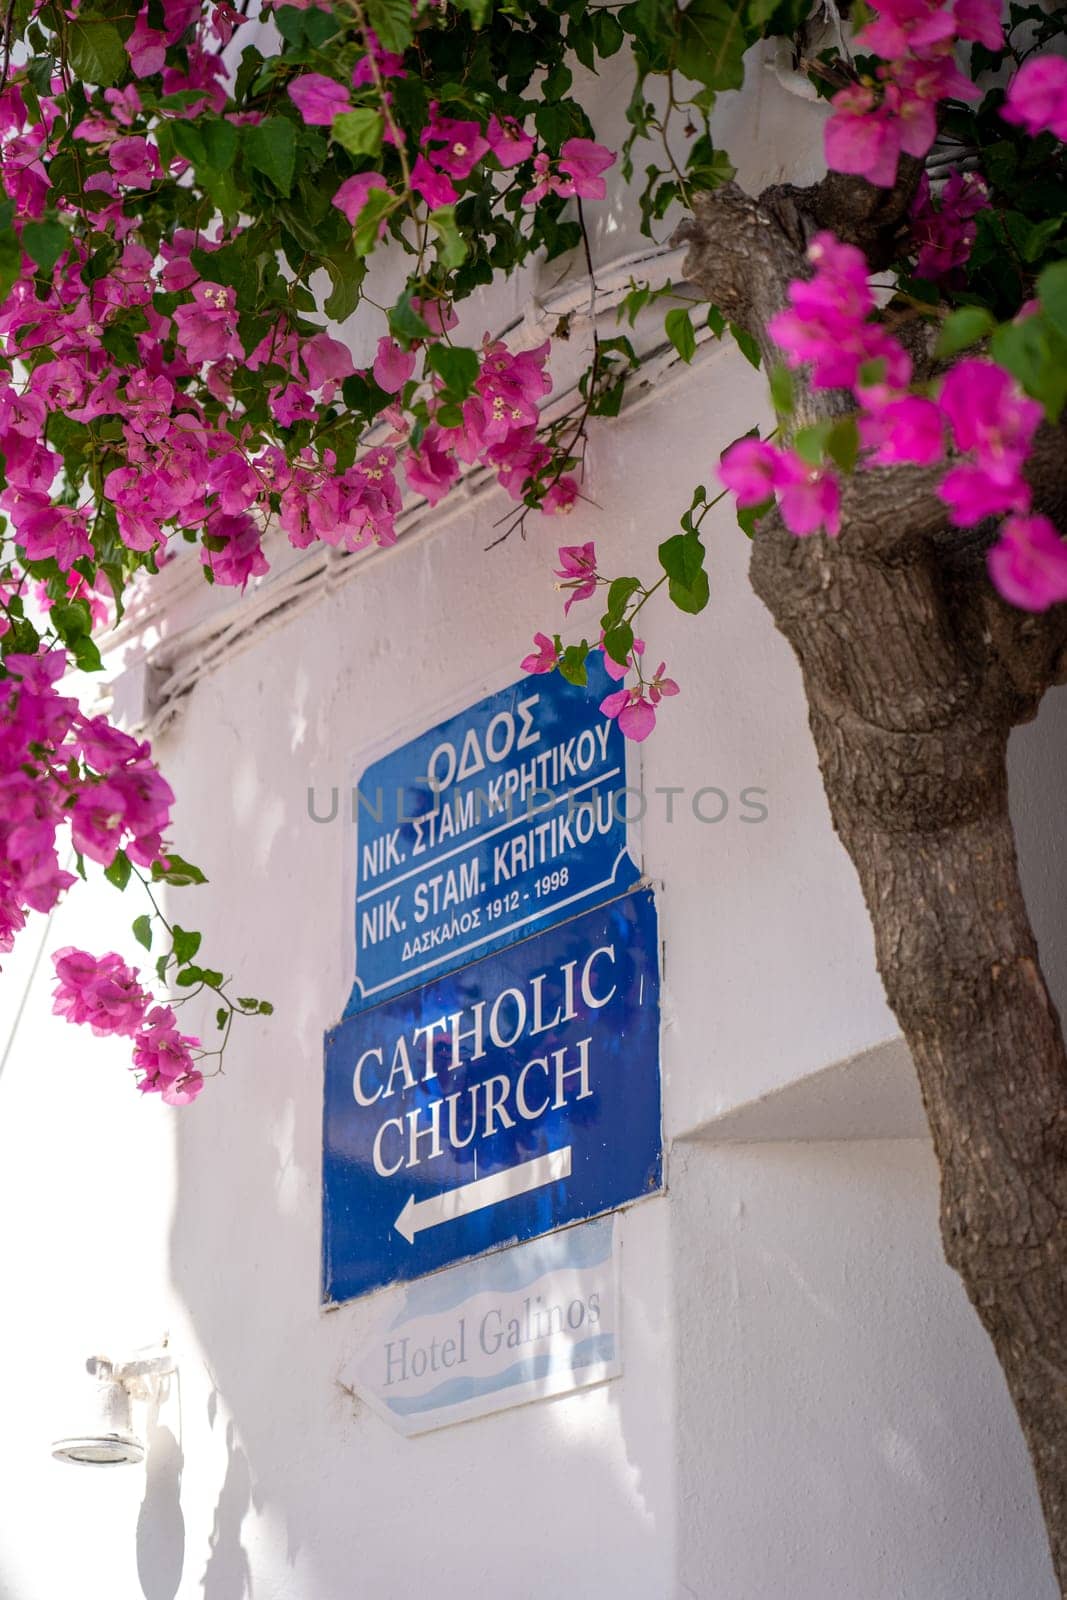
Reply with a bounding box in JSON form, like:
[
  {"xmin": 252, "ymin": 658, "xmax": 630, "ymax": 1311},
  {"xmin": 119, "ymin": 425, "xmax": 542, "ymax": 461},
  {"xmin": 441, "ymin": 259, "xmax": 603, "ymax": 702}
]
[
  {"xmin": 750, "ymin": 507, "xmax": 1067, "ymax": 1594},
  {"xmin": 675, "ymin": 182, "xmax": 1067, "ymax": 1592}
]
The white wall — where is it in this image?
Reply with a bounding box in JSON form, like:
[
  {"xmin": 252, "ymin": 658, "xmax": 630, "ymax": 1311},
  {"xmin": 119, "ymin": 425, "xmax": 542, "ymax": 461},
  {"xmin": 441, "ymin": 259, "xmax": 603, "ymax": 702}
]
[{"xmin": 0, "ymin": 44, "xmax": 1062, "ymax": 1600}]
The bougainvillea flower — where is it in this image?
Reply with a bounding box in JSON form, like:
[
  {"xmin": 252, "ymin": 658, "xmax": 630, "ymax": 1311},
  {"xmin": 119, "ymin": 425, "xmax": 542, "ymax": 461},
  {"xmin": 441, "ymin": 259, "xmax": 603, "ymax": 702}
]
[
  {"xmin": 332, "ymin": 171, "xmax": 389, "ymax": 228},
  {"xmin": 487, "ymin": 115, "xmax": 535, "ymax": 168},
  {"xmin": 421, "ymin": 109, "xmax": 489, "ymax": 180},
  {"xmin": 410, "ymin": 154, "xmax": 459, "ymax": 209},
  {"xmin": 554, "ymin": 543, "xmax": 598, "ymax": 612},
  {"xmin": 373, "ymin": 336, "xmax": 415, "ymax": 394},
  {"xmin": 288, "ymin": 72, "xmax": 353, "ymax": 125},
  {"xmin": 859, "ymin": 396, "xmax": 944, "ymax": 465},
  {"xmin": 520, "ymin": 632, "xmax": 559, "ymax": 674},
  {"xmin": 557, "ymin": 138, "xmax": 616, "ymax": 199},
  {"xmin": 600, "ymin": 683, "xmax": 657, "ymax": 741},
  {"xmin": 1002, "ymin": 57, "xmax": 1067, "ymax": 142},
  {"xmin": 988, "ymin": 514, "xmax": 1067, "ymax": 611}
]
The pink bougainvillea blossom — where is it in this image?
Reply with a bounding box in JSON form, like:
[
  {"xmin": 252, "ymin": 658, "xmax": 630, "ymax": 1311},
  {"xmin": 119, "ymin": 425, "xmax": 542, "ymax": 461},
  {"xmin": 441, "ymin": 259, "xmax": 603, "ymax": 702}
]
[
  {"xmin": 132, "ymin": 1004, "xmax": 203, "ymax": 1104},
  {"xmin": 173, "ymin": 281, "xmax": 243, "ymax": 364},
  {"xmin": 554, "ymin": 543, "xmax": 598, "ymax": 612},
  {"xmin": 351, "ymin": 33, "xmax": 408, "ymax": 87},
  {"xmin": 420, "ymin": 107, "xmax": 489, "ymax": 180},
  {"xmin": 52, "ymin": 948, "xmax": 147, "ymax": 1036},
  {"xmin": 410, "ymin": 154, "xmax": 458, "ymax": 209},
  {"xmin": 287, "ymin": 72, "xmax": 352, "ymax": 125},
  {"xmin": 988, "ymin": 514, "xmax": 1067, "ymax": 611},
  {"xmin": 521, "ymin": 632, "xmax": 560, "ymax": 674},
  {"xmin": 372, "ymin": 336, "xmax": 415, "ymax": 394},
  {"xmin": 910, "ymin": 170, "xmax": 989, "ymax": 281},
  {"xmin": 332, "ymin": 170, "xmax": 389, "ymax": 227},
  {"xmin": 487, "ymin": 115, "xmax": 535, "ymax": 168},
  {"xmin": 541, "ymin": 476, "xmax": 580, "ymax": 515},
  {"xmin": 1002, "ymin": 56, "xmax": 1067, "ymax": 143},
  {"xmin": 522, "ymin": 140, "xmax": 616, "ymax": 206},
  {"xmin": 858, "ymin": 395, "xmax": 944, "ymax": 465},
  {"xmin": 719, "ymin": 438, "xmax": 840, "ymax": 537},
  {"xmin": 405, "ymin": 427, "xmax": 461, "ymax": 505},
  {"xmin": 718, "ymin": 437, "xmax": 779, "ymax": 507},
  {"xmin": 557, "ymin": 138, "xmax": 616, "ymax": 199},
  {"xmin": 824, "ymin": 0, "xmax": 995, "ymax": 188}
]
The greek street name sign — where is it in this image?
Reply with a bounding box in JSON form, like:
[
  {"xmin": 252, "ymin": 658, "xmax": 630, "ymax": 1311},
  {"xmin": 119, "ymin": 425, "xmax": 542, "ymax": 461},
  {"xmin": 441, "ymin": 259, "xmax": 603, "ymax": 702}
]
[{"xmin": 344, "ymin": 655, "xmax": 640, "ymax": 1014}]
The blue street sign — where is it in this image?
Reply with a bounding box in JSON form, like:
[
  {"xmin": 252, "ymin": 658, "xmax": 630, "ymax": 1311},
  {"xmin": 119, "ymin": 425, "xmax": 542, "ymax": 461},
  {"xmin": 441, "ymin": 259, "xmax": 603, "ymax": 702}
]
[
  {"xmin": 345, "ymin": 656, "xmax": 639, "ymax": 1014},
  {"xmin": 322, "ymin": 888, "xmax": 661, "ymax": 1305}
]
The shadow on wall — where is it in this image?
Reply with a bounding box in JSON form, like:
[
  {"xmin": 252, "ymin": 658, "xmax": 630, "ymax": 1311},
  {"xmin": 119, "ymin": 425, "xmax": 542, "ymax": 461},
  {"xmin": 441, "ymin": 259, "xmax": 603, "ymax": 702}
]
[
  {"xmin": 201, "ymin": 1421, "xmax": 257, "ymax": 1600},
  {"xmin": 137, "ymin": 1409, "xmax": 185, "ymax": 1600}
]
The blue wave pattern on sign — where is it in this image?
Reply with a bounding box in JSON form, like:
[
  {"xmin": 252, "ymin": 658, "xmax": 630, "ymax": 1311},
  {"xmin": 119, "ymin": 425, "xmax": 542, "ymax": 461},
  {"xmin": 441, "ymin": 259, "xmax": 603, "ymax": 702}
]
[
  {"xmin": 322, "ymin": 889, "xmax": 661, "ymax": 1304},
  {"xmin": 381, "ymin": 1333, "xmax": 616, "ymax": 1416},
  {"xmin": 386, "ymin": 1212, "xmax": 614, "ymax": 1329},
  {"xmin": 346, "ymin": 656, "xmax": 639, "ymax": 1014}
]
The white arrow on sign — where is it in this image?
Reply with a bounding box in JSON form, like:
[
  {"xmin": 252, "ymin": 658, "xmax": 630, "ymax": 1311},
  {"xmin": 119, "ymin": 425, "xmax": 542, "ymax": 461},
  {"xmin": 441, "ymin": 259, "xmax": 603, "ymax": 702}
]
[{"xmin": 394, "ymin": 1146, "xmax": 573, "ymax": 1244}]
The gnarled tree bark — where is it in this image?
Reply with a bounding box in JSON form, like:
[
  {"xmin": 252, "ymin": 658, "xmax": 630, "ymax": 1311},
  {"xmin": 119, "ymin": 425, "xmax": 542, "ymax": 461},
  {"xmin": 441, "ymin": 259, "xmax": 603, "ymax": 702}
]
[{"xmin": 675, "ymin": 180, "xmax": 1067, "ymax": 1593}]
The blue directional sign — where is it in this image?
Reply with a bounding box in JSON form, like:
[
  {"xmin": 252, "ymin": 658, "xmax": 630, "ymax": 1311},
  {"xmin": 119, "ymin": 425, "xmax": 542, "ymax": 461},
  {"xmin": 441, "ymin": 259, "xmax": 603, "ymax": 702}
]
[
  {"xmin": 322, "ymin": 888, "xmax": 661, "ymax": 1305},
  {"xmin": 345, "ymin": 656, "xmax": 639, "ymax": 1015}
]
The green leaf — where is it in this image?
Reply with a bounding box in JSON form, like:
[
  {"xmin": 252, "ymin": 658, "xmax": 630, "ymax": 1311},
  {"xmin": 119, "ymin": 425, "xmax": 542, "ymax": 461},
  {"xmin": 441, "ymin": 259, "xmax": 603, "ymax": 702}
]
[
  {"xmin": 322, "ymin": 247, "xmax": 366, "ymax": 321},
  {"xmin": 365, "ymin": 0, "xmax": 413, "ymax": 53},
  {"xmin": 201, "ymin": 119, "xmax": 239, "ymax": 172},
  {"xmin": 172, "ymin": 925, "xmax": 202, "ymax": 966},
  {"xmin": 676, "ymin": 0, "xmax": 750, "ymax": 91},
  {"xmin": 769, "ymin": 362, "xmax": 794, "ymax": 415},
  {"xmin": 558, "ymin": 643, "xmax": 590, "ymax": 686},
  {"xmin": 70, "ymin": 634, "xmax": 103, "ymax": 673},
  {"xmin": 388, "ymin": 289, "xmax": 432, "ymax": 343},
  {"xmin": 825, "ymin": 415, "xmax": 860, "ymax": 474},
  {"xmin": 991, "ymin": 315, "xmax": 1067, "ymax": 422},
  {"xmin": 426, "ymin": 343, "xmax": 479, "ymax": 398},
  {"xmin": 332, "ymin": 108, "xmax": 383, "ymax": 160},
  {"xmin": 935, "ymin": 304, "xmax": 996, "ymax": 358},
  {"xmin": 1038, "ymin": 260, "xmax": 1067, "ymax": 342},
  {"xmin": 428, "ymin": 205, "xmax": 468, "ymax": 269},
  {"xmin": 353, "ymin": 187, "xmax": 398, "ymax": 257},
  {"xmin": 104, "ymin": 850, "xmax": 132, "ymax": 890},
  {"xmin": 793, "ymin": 420, "xmax": 833, "ymax": 465},
  {"xmin": 132, "ymin": 914, "xmax": 153, "ymax": 951},
  {"xmin": 275, "ymin": 5, "xmax": 338, "ymax": 44},
  {"xmin": 1022, "ymin": 216, "xmax": 1062, "ymax": 264},
  {"xmin": 258, "ymin": 1000, "xmax": 274, "ymax": 1016},
  {"xmin": 454, "ymin": 0, "xmax": 494, "ymax": 22},
  {"xmin": 22, "ymin": 220, "xmax": 68, "ymax": 276},
  {"xmin": 602, "ymin": 575, "xmax": 641, "ymax": 626},
  {"xmin": 603, "ymin": 620, "xmax": 634, "ymax": 666},
  {"xmin": 216, "ymin": 1007, "xmax": 229, "ymax": 1030},
  {"xmin": 243, "ymin": 118, "xmax": 297, "ymax": 196},
  {"xmin": 0, "ymin": 229, "xmax": 20, "ymax": 302},
  {"xmin": 736, "ymin": 496, "xmax": 772, "ymax": 537},
  {"xmin": 152, "ymin": 852, "xmax": 208, "ymax": 886},
  {"xmin": 730, "ymin": 323, "xmax": 761, "ymax": 368},
  {"xmin": 175, "ymin": 965, "xmax": 204, "ymax": 987},
  {"xmin": 593, "ymin": 10, "xmax": 625, "ymax": 53},
  {"xmin": 665, "ymin": 307, "xmax": 696, "ymax": 362},
  {"xmin": 67, "ymin": 20, "xmax": 126, "ymax": 86},
  {"xmin": 658, "ymin": 530, "xmax": 709, "ymax": 613}
]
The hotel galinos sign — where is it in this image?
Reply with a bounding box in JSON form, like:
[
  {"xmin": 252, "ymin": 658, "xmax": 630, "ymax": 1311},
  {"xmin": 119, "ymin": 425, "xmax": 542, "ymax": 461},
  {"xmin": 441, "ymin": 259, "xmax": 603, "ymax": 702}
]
[
  {"xmin": 344, "ymin": 655, "xmax": 640, "ymax": 1014},
  {"xmin": 322, "ymin": 889, "xmax": 661, "ymax": 1304}
]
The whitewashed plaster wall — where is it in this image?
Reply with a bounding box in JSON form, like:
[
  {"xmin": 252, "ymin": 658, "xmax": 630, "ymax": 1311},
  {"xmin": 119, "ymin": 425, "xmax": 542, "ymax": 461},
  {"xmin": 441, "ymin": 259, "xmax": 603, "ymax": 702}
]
[{"xmin": 1, "ymin": 40, "xmax": 1064, "ymax": 1600}]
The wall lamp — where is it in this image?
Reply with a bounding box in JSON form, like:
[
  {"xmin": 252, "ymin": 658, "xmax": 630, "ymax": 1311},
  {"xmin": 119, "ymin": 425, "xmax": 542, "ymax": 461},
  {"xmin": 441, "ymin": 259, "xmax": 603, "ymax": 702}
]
[{"xmin": 52, "ymin": 1345, "xmax": 175, "ymax": 1466}]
